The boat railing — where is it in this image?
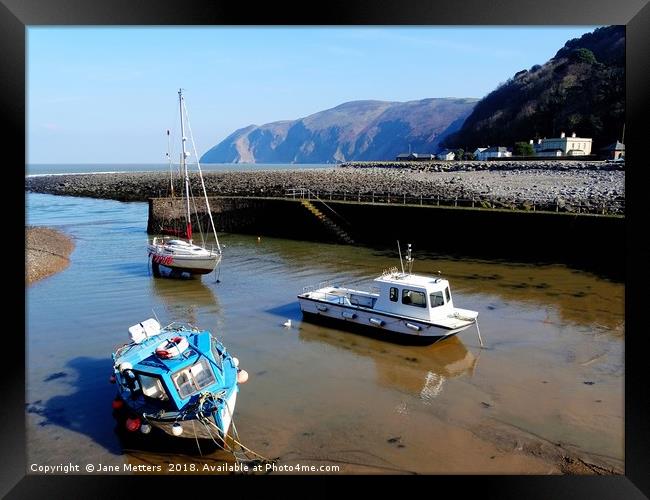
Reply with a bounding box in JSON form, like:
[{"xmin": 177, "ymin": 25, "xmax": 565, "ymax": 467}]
[
  {"xmin": 305, "ymin": 289, "xmax": 350, "ymax": 305},
  {"xmin": 302, "ymin": 280, "xmax": 333, "ymax": 294}
]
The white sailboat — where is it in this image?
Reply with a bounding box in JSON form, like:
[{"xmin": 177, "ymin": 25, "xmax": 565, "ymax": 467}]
[{"xmin": 148, "ymin": 89, "xmax": 222, "ymax": 277}]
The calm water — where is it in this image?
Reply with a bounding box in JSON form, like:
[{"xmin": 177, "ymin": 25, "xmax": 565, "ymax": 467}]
[
  {"xmin": 26, "ymin": 163, "xmax": 334, "ymax": 176},
  {"xmin": 26, "ymin": 192, "xmax": 624, "ymax": 474}
]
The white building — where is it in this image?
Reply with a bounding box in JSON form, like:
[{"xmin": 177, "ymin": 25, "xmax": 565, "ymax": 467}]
[
  {"xmin": 473, "ymin": 147, "xmax": 487, "ymax": 158},
  {"xmin": 536, "ymin": 132, "xmax": 592, "ymax": 157},
  {"xmin": 476, "ymin": 146, "xmax": 511, "ymax": 161},
  {"xmin": 436, "ymin": 149, "xmax": 455, "ymax": 161}
]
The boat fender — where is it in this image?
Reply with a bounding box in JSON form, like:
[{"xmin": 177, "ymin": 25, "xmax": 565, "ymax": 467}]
[
  {"xmin": 172, "ymin": 423, "xmax": 183, "ymax": 436},
  {"xmin": 237, "ymin": 369, "xmax": 249, "ymax": 384},
  {"xmin": 369, "ymin": 317, "xmax": 385, "ymax": 327},
  {"xmin": 155, "ymin": 336, "xmax": 190, "ymax": 359},
  {"xmin": 125, "ymin": 416, "xmax": 141, "ymax": 432},
  {"xmin": 232, "ymin": 357, "xmax": 240, "ymax": 368}
]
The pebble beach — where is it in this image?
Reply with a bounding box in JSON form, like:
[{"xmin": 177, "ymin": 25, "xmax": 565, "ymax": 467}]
[{"xmin": 25, "ymin": 161, "xmax": 625, "ymax": 214}]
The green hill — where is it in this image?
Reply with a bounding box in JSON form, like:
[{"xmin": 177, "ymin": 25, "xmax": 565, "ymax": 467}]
[{"xmin": 443, "ymin": 26, "xmax": 625, "ymax": 151}]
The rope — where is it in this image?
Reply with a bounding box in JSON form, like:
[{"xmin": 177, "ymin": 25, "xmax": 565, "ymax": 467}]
[
  {"xmin": 219, "ymin": 394, "xmax": 273, "ymax": 464},
  {"xmin": 186, "ymin": 391, "xmax": 274, "ymax": 466},
  {"xmin": 191, "ymin": 419, "xmax": 203, "ymax": 456}
]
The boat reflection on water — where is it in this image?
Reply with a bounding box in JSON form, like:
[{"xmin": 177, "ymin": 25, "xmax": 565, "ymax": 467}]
[
  {"xmin": 149, "ymin": 275, "xmax": 221, "ymax": 325},
  {"xmin": 298, "ymin": 322, "xmax": 477, "ymax": 402}
]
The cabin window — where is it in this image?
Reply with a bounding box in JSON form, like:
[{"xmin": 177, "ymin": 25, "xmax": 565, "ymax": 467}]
[
  {"xmin": 402, "ymin": 289, "xmax": 427, "ymax": 308},
  {"xmin": 210, "ymin": 339, "xmax": 224, "ymax": 371},
  {"xmin": 389, "ymin": 287, "xmax": 398, "ymax": 302},
  {"xmin": 430, "ymin": 291, "xmax": 445, "ymax": 308},
  {"xmin": 138, "ymin": 373, "xmax": 169, "ymax": 401},
  {"xmin": 172, "ymin": 357, "xmax": 217, "ymax": 399},
  {"xmin": 445, "ymin": 287, "xmax": 451, "ymax": 303}
]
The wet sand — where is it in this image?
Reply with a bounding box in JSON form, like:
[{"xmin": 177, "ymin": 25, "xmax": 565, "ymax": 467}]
[{"xmin": 26, "ymin": 226, "xmax": 75, "ymax": 284}]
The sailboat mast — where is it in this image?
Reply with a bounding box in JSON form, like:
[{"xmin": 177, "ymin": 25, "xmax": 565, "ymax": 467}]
[
  {"xmin": 179, "ymin": 88, "xmax": 192, "ymax": 243},
  {"xmin": 179, "ymin": 94, "xmax": 222, "ymax": 255}
]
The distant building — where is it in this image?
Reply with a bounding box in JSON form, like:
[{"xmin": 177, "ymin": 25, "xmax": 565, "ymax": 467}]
[
  {"xmin": 476, "ymin": 146, "xmax": 511, "ymax": 161},
  {"xmin": 536, "ymin": 132, "xmax": 592, "ymax": 157},
  {"xmin": 473, "ymin": 147, "xmax": 487, "ymax": 158},
  {"xmin": 436, "ymin": 149, "xmax": 455, "ymax": 161},
  {"xmin": 600, "ymin": 141, "xmax": 625, "ymax": 160},
  {"xmin": 395, "ymin": 153, "xmax": 436, "ymax": 161}
]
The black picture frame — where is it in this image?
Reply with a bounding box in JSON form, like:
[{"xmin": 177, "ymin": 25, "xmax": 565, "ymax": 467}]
[{"xmin": 6, "ymin": 0, "xmax": 649, "ymax": 497}]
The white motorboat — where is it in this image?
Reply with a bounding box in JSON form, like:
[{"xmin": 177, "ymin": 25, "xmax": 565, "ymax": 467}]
[
  {"xmin": 148, "ymin": 89, "xmax": 222, "ymax": 277},
  {"xmin": 298, "ymin": 244, "xmax": 482, "ymax": 344}
]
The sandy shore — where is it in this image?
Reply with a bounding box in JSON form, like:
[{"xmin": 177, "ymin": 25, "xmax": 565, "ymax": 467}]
[{"xmin": 26, "ymin": 227, "xmax": 75, "ymax": 285}]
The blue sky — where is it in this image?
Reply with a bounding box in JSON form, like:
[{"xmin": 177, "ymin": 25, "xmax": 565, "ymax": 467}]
[{"xmin": 28, "ymin": 26, "xmax": 600, "ymax": 163}]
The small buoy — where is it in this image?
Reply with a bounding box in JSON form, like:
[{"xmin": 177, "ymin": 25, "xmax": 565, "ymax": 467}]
[
  {"xmin": 140, "ymin": 423, "xmax": 152, "ymax": 434},
  {"xmin": 237, "ymin": 369, "xmax": 249, "ymax": 384},
  {"xmin": 232, "ymin": 357, "xmax": 240, "ymax": 368},
  {"xmin": 125, "ymin": 416, "xmax": 141, "ymax": 432},
  {"xmin": 283, "ymin": 319, "xmax": 292, "ymax": 328},
  {"xmin": 257, "ymin": 236, "xmax": 261, "ymax": 243},
  {"xmin": 111, "ymin": 398, "xmax": 124, "ymax": 410},
  {"xmin": 109, "ymin": 375, "xmax": 116, "ymax": 384},
  {"xmin": 171, "ymin": 423, "xmax": 183, "ymax": 436}
]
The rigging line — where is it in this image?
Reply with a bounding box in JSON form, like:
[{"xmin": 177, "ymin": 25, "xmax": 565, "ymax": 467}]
[
  {"xmin": 182, "ymin": 98, "xmax": 221, "ymax": 254},
  {"xmin": 188, "ymin": 181, "xmax": 207, "ymax": 248},
  {"xmin": 179, "ymin": 95, "xmax": 193, "ymax": 243}
]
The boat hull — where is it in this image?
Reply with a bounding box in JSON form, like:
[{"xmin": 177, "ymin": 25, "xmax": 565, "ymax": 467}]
[
  {"xmin": 148, "ymin": 246, "xmax": 221, "ymax": 275},
  {"xmin": 298, "ymin": 296, "xmax": 472, "ymax": 343},
  {"xmin": 115, "ymin": 388, "xmax": 238, "ymax": 442},
  {"xmin": 146, "ymin": 389, "xmax": 238, "ymax": 441}
]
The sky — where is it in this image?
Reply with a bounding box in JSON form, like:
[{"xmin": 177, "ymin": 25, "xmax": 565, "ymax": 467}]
[{"xmin": 27, "ymin": 26, "xmax": 601, "ymax": 164}]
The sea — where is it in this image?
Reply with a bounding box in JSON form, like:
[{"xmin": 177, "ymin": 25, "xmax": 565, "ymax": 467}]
[{"xmin": 26, "ymin": 163, "xmax": 336, "ymax": 177}]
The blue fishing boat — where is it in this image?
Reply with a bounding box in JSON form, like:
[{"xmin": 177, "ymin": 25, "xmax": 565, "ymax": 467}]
[{"xmin": 110, "ymin": 318, "xmax": 248, "ymax": 443}]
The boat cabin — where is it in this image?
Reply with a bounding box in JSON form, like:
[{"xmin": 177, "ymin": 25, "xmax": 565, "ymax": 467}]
[
  {"xmin": 113, "ymin": 324, "xmax": 235, "ymax": 412},
  {"xmin": 372, "ymin": 272, "xmax": 456, "ymax": 322}
]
